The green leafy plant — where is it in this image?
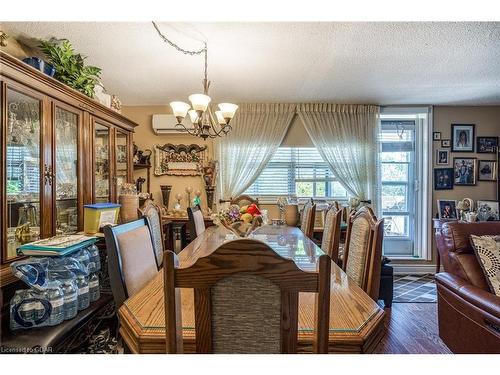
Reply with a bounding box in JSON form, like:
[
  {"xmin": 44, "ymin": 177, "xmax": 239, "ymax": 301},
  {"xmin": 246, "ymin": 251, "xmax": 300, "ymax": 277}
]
[{"xmin": 38, "ymin": 38, "xmax": 102, "ymax": 98}]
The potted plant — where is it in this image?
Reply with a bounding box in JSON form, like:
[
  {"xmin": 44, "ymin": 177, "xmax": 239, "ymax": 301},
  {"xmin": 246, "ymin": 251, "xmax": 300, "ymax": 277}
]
[{"xmin": 38, "ymin": 38, "xmax": 101, "ymax": 98}]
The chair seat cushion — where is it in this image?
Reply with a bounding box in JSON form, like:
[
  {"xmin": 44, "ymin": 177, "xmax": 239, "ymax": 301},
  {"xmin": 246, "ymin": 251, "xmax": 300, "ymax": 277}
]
[{"xmin": 470, "ymin": 235, "xmax": 500, "ymax": 296}]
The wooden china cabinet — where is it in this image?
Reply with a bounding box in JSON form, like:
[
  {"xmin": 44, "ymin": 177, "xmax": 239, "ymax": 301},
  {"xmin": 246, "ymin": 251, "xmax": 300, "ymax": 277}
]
[{"xmin": 0, "ymin": 51, "xmax": 137, "ymax": 286}]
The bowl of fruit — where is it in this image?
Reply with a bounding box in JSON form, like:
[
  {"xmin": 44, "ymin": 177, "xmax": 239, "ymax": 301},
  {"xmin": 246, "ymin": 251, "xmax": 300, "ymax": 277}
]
[{"xmin": 216, "ymin": 203, "xmax": 263, "ymax": 237}]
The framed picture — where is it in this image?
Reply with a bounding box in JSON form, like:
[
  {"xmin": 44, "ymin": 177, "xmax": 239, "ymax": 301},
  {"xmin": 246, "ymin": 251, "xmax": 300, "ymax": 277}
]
[
  {"xmin": 433, "ymin": 132, "xmax": 441, "ymax": 141},
  {"xmin": 434, "ymin": 168, "xmax": 454, "ymax": 190},
  {"xmin": 477, "ymin": 200, "xmax": 499, "ymax": 221},
  {"xmin": 436, "ymin": 149, "xmax": 449, "ymax": 165},
  {"xmin": 478, "ymin": 160, "xmax": 497, "ymax": 181},
  {"xmin": 453, "ymin": 157, "xmax": 477, "ymax": 185},
  {"xmin": 477, "ymin": 136, "xmax": 499, "ymax": 153},
  {"xmin": 451, "ymin": 124, "xmax": 475, "ymax": 152},
  {"xmin": 441, "ymin": 139, "xmax": 451, "ymax": 148},
  {"xmin": 437, "ymin": 199, "xmax": 458, "ymax": 219}
]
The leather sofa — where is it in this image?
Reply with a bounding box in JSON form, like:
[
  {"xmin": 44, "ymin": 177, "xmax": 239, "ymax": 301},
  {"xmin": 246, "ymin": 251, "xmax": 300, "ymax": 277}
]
[{"xmin": 434, "ymin": 221, "xmax": 500, "ymax": 353}]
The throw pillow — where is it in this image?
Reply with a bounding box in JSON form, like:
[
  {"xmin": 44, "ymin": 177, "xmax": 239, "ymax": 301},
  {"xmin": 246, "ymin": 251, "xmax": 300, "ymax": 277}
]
[{"xmin": 470, "ymin": 235, "xmax": 500, "ymax": 296}]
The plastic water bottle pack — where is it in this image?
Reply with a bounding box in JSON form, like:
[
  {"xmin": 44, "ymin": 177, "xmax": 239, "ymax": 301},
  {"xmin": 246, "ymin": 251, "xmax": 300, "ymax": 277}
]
[{"xmin": 9, "ymin": 243, "xmax": 101, "ymax": 330}]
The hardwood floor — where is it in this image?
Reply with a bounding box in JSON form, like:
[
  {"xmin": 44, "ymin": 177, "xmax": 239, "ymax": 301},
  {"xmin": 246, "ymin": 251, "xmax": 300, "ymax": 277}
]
[{"xmin": 374, "ymin": 303, "xmax": 452, "ymax": 354}]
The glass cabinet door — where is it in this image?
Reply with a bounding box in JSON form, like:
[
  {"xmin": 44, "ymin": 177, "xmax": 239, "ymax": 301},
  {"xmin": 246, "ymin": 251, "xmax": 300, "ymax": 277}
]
[
  {"xmin": 5, "ymin": 89, "xmax": 42, "ymax": 260},
  {"xmin": 115, "ymin": 131, "xmax": 129, "ymax": 195},
  {"xmin": 94, "ymin": 123, "xmax": 111, "ymax": 203},
  {"xmin": 54, "ymin": 106, "xmax": 79, "ymax": 235}
]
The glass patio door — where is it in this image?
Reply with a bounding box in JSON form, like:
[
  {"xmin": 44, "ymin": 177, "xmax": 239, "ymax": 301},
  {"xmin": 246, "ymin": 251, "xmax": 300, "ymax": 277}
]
[{"xmin": 380, "ymin": 120, "xmax": 416, "ymax": 257}]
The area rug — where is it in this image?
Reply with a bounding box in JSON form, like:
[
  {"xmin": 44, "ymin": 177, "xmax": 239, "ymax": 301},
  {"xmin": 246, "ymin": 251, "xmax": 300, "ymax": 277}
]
[{"xmin": 393, "ymin": 274, "xmax": 437, "ymax": 303}]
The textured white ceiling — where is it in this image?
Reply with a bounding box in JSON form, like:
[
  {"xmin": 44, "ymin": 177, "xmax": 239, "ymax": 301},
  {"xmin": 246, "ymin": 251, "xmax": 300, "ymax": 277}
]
[{"xmin": 3, "ymin": 22, "xmax": 500, "ymax": 105}]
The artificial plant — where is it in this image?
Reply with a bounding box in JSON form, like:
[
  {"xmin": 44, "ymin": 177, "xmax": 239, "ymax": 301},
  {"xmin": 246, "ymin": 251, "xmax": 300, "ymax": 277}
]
[{"xmin": 38, "ymin": 38, "xmax": 102, "ymax": 98}]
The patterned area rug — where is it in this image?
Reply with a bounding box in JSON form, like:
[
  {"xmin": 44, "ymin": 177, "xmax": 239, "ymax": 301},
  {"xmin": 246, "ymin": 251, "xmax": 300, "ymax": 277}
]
[{"xmin": 393, "ymin": 274, "xmax": 437, "ymax": 303}]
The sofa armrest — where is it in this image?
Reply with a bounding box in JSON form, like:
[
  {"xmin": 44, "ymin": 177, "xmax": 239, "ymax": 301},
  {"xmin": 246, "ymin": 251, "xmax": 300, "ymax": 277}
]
[{"xmin": 435, "ymin": 272, "xmax": 500, "ymax": 319}]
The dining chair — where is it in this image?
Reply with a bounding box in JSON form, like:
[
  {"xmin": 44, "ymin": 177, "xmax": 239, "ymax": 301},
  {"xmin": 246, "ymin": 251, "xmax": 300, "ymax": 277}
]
[
  {"xmin": 163, "ymin": 239, "xmax": 332, "ymax": 354},
  {"xmin": 300, "ymin": 199, "xmax": 316, "ymax": 240},
  {"xmin": 187, "ymin": 204, "xmax": 206, "ymax": 240},
  {"xmin": 230, "ymin": 194, "xmax": 260, "ymax": 208},
  {"xmin": 321, "ymin": 204, "xmax": 343, "ymax": 263},
  {"xmin": 342, "ymin": 207, "xmax": 384, "ymax": 301},
  {"xmin": 103, "ymin": 218, "xmax": 159, "ymax": 308},
  {"xmin": 138, "ymin": 201, "xmax": 164, "ymax": 269}
]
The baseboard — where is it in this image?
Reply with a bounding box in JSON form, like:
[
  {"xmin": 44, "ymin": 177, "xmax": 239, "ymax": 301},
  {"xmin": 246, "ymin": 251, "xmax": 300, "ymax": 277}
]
[{"xmin": 392, "ymin": 263, "xmax": 437, "ymax": 275}]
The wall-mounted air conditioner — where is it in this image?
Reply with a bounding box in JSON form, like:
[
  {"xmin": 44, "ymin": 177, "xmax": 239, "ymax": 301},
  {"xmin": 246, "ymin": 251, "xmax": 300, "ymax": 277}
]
[{"xmin": 152, "ymin": 114, "xmax": 195, "ymax": 134}]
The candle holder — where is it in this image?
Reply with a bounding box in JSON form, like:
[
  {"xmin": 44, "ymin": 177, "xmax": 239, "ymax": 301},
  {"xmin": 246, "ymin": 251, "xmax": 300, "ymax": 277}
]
[{"xmin": 185, "ymin": 186, "xmax": 193, "ymax": 207}]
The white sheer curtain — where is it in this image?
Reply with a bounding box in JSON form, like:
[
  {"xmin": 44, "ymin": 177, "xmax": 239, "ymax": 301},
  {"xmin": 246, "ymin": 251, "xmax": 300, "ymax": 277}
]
[
  {"xmin": 297, "ymin": 104, "xmax": 380, "ymax": 213},
  {"xmin": 215, "ymin": 103, "xmax": 296, "ymax": 201}
]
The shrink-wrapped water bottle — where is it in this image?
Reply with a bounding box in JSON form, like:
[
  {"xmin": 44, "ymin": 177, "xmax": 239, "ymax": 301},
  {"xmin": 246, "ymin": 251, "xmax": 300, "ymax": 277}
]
[
  {"xmin": 76, "ymin": 275, "xmax": 90, "ymax": 310},
  {"xmin": 87, "ymin": 244, "xmax": 101, "ymax": 272},
  {"xmin": 89, "ymin": 273, "xmax": 100, "ymax": 302},
  {"xmin": 60, "ymin": 277, "xmax": 78, "ymax": 320},
  {"xmin": 45, "ymin": 281, "xmax": 64, "ymax": 326},
  {"xmin": 75, "ymin": 248, "xmax": 91, "ymax": 273}
]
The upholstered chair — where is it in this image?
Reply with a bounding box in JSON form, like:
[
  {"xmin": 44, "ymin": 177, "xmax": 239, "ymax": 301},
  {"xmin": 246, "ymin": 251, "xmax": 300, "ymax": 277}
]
[
  {"xmin": 321, "ymin": 204, "xmax": 343, "ymax": 263},
  {"xmin": 187, "ymin": 204, "xmax": 206, "ymax": 240},
  {"xmin": 103, "ymin": 218, "xmax": 159, "ymax": 308},
  {"xmin": 163, "ymin": 239, "xmax": 331, "ymax": 354},
  {"xmin": 138, "ymin": 201, "xmax": 164, "ymax": 269},
  {"xmin": 300, "ymin": 199, "xmax": 316, "ymax": 239},
  {"xmin": 342, "ymin": 207, "xmax": 384, "ymax": 301}
]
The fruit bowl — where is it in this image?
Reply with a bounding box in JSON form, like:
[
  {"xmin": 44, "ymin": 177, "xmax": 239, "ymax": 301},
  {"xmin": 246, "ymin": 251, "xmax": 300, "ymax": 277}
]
[{"xmin": 216, "ymin": 203, "xmax": 263, "ymax": 238}]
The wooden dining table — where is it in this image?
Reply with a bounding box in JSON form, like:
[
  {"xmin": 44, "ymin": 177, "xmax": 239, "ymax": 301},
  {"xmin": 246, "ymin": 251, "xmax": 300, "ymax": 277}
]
[{"xmin": 118, "ymin": 225, "xmax": 386, "ymax": 353}]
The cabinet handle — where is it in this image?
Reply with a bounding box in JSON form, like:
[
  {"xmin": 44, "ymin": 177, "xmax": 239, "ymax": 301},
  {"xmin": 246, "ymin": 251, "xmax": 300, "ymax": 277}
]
[{"xmin": 43, "ymin": 165, "xmax": 55, "ymax": 185}]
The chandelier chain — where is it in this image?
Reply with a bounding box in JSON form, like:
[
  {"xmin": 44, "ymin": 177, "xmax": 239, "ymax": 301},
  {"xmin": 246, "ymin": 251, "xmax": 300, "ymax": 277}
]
[{"xmin": 152, "ymin": 21, "xmax": 209, "ymax": 90}]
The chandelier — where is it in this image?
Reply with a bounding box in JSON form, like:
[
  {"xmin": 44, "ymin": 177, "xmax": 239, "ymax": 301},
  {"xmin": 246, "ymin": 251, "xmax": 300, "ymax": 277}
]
[{"xmin": 153, "ymin": 22, "xmax": 238, "ymax": 140}]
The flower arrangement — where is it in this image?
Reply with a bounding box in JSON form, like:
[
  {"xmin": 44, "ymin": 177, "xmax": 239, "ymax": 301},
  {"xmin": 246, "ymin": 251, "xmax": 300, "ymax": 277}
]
[{"xmin": 216, "ymin": 203, "xmax": 263, "ymax": 237}]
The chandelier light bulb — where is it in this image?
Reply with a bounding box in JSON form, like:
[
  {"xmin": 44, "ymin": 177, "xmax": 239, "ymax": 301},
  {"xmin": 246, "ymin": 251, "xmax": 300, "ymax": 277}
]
[
  {"xmin": 215, "ymin": 111, "xmax": 226, "ymax": 125},
  {"xmin": 189, "ymin": 94, "xmax": 211, "ymax": 112},
  {"xmin": 170, "ymin": 101, "xmax": 191, "ymax": 120},
  {"xmin": 188, "ymin": 109, "xmax": 199, "ymax": 124},
  {"xmin": 218, "ymin": 103, "xmax": 238, "ymax": 120}
]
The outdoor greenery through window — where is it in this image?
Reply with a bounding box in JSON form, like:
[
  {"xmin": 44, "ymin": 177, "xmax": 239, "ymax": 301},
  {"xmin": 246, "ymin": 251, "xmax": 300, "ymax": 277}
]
[{"xmin": 245, "ymin": 147, "xmax": 348, "ymax": 199}]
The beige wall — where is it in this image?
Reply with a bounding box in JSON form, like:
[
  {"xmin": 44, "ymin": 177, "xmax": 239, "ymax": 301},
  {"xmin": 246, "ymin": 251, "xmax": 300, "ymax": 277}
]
[
  {"xmin": 432, "ymin": 106, "xmax": 500, "ymax": 213},
  {"xmin": 429, "ymin": 106, "xmax": 500, "ymax": 266},
  {"xmin": 122, "ymin": 105, "xmax": 215, "ymax": 212}
]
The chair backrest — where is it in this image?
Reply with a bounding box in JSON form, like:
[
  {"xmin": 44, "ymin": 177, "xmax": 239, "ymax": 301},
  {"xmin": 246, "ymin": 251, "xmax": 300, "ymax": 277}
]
[
  {"xmin": 187, "ymin": 204, "xmax": 206, "ymax": 239},
  {"xmin": 300, "ymin": 200, "xmax": 316, "ymax": 239},
  {"xmin": 321, "ymin": 205, "xmax": 343, "ymax": 263},
  {"xmin": 342, "ymin": 207, "xmax": 384, "ymax": 301},
  {"xmin": 230, "ymin": 194, "xmax": 259, "ymax": 208},
  {"xmin": 138, "ymin": 201, "xmax": 164, "ymax": 268},
  {"xmin": 163, "ymin": 239, "xmax": 331, "ymax": 354},
  {"xmin": 103, "ymin": 218, "xmax": 159, "ymax": 308}
]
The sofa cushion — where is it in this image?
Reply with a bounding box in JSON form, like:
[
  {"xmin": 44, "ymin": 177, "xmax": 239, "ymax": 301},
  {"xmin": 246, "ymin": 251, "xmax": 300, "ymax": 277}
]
[{"xmin": 470, "ymin": 235, "xmax": 500, "ymax": 296}]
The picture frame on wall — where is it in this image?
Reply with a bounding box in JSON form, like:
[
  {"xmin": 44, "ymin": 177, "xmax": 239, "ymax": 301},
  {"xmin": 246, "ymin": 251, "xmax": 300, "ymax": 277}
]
[
  {"xmin": 453, "ymin": 157, "xmax": 477, "ymax": 185},
  {"xmin": 451, "ymin": 124, "xmax": 475, "ymax": 152},
  {"xmin": 478, "ymin": 160, "xmax": 497, "ymax": 181},
  {"xmin": 477, "ymin": 200, "xmax": 499, "ymax": 221},
  {"xmin": 441, "ymin": 139, "xmax": 451, "ymax": 148},
  {"xmin": 434, "ymin": 168, "xmax": 454, "ymax": 190},
  {"xmin": 477, "ymin": 136, "xmax": 499, "ymax": 153},
  {"xmin": 433, "ymin": 131, "xmax": 442, "ymax": 141},
  {"xmin": 437, "ymin": 199, "xmax": 458, "ymax": 219},
  {"xmin": 436, "ymin": 149, "xmax": 449, "ymax": 165}
]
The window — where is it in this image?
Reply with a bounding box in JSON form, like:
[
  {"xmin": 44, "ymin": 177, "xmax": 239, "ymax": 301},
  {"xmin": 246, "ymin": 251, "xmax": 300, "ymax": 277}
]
[{"xmin": 245, "ymin": 147, "xmax": 348, "ymax": 200}]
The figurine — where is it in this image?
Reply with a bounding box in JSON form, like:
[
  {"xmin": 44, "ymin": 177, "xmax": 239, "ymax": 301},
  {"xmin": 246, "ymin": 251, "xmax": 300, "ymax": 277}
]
[{"xmin": 193, "ymin": 190, "xmax": 202, "ymax": 207}]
